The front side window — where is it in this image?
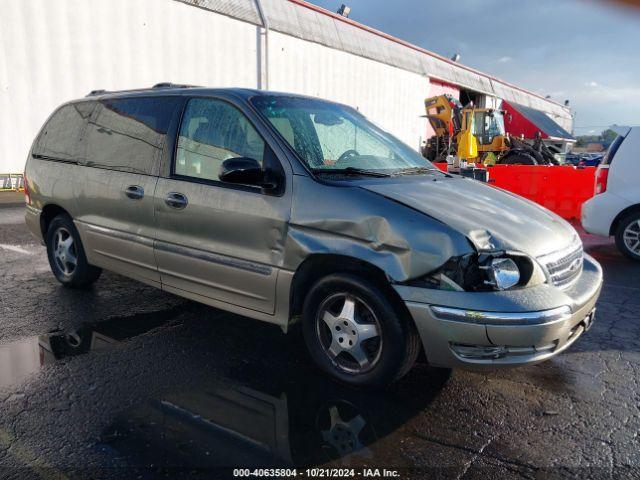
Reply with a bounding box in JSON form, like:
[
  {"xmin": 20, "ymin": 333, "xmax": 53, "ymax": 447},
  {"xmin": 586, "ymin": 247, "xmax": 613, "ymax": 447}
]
[
  {"xmin": 251, "ymin": 95, "xmax": 433, "ymax": 174},
  {"xmin": 175, "ymin": 98, "xmax": 265, "ymax": 182}
]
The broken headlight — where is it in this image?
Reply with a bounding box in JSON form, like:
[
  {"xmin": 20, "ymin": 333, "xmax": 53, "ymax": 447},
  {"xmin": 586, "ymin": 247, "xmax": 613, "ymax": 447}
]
[
  {"xmin": 482, "ymin": 257, "xmax": 519, "ymax": 290},
  {"xmin": 406, "ymin": 252, "xmax": 544, "ymax": 292}
]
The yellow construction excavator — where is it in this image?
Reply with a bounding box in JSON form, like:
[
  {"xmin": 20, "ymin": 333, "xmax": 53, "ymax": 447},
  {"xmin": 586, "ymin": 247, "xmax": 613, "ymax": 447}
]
[{"xmin": 421, "ymin": 94, "xmax": 558, "ymax": 165}]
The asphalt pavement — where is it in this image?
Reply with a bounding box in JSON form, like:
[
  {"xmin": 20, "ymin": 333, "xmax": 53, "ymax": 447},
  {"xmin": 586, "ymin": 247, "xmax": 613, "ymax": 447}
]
[{"xmin": 0, "ymin": 206, "xmax": 638, "ymax": 479}]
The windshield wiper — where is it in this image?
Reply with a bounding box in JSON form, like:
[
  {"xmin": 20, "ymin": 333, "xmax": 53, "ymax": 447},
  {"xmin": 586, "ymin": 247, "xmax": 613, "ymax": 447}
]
[
  {"xmin": 311, "ymin": 167, "xmax": 391, "ymax": 177},
  {"xmin": 392, "ymin": 166, "xmax": 439, "ymax": 176}
]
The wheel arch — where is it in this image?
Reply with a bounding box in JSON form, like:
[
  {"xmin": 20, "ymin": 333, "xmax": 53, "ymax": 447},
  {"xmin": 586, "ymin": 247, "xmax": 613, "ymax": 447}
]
[
  {"xmin": 40, "ymin": 204, "xmax": 71, "ymax": 237},
  {"xmin": 610, "ymin": 203, "xmax": 640, "ymax": 236},
  {"xmin": 289, "ymin": 254, "xmax": 414, "ymax": 328}
]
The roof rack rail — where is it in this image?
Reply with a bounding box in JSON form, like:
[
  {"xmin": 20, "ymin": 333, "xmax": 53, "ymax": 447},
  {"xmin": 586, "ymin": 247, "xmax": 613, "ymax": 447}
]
[
  {"xmin": 86, "ymin": 89, "xmax": 108, "ymax": 97},
  {"xmin": 152, "ymin": 82, "xmax": 199, "ymax": 89},
  {"xmin": 85, "ymin": 83, "xmax": 199, "ymax": 98}
]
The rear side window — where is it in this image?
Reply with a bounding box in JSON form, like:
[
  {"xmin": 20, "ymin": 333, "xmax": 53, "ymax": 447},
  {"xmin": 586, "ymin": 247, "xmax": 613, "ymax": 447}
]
[
  {"xmin": 603, "ymin": 134, "xmax": 625, "ymax": 165},
  {"xmin": 86, "ymin": 97, "xmax": 180, "ymax": 175},
  {"xmin": 33, "ymin": 103, "xmax": 94, "ymax": 162},
  {"xmin": 174, "ymin": 98, "xmax": 265, "ymax": 182}
]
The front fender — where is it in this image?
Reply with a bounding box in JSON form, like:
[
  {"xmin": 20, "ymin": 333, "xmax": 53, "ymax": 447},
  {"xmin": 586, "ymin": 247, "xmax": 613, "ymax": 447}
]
[{"xmin": 283, "ymin": 175, "xmax": 473, "ymax": 281}]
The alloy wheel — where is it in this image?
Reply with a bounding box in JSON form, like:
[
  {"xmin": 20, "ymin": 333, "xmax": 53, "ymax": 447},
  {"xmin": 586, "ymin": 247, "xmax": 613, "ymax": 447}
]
[
  {"xmin": 53, "ymin": 227, "xmax": 78, "ymax": 276},
  {"xmin": 316, "ymin": 293, "xmax": 382, "ymax": 374},
  {"xmin": 623, "ymin": 220, "xmax": 640, "ymax": 255}
]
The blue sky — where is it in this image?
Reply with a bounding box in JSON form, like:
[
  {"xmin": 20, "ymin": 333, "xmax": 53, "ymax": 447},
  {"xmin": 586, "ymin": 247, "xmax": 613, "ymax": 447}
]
[{"xmin": 308, "ymin": 0, "xmax": 640, "ymax": 136}]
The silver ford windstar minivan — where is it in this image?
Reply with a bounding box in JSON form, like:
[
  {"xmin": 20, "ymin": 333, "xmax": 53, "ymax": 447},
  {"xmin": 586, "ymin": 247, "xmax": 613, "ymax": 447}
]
[{"xmin": 25, "ymin": 85, "xmax": 602, "ymax": 388}]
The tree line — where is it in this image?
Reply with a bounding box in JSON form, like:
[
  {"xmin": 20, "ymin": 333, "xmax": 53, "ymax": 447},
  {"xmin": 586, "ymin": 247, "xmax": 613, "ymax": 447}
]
[{"xmin": 575, "ymin": 128, "xmax": 618, "ymax": 147}]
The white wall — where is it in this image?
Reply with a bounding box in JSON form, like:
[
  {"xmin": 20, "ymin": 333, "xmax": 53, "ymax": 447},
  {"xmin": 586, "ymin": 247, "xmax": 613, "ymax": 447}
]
[
  {"xmin": 0, "ymin": 0, "xmax": 432, "ymax": 173},
  {"xmin": 268, "ymin": 31, "xmax": 428, "ymax": 150},
  {"xmin": 0, "ymin": 0, "xmax": 569, "ymax": 173},
  {"xmin": 0, "ymin": 0, "xmax": 261, "ymax": 173}
]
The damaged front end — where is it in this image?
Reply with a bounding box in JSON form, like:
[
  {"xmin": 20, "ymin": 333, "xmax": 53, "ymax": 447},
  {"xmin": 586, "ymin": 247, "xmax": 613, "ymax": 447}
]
[
  {"xmin": 286, "ymin": 175, "xmax": 549, "ymax": 295},
  {"xmin": 284, "ymin": 174, "xmax": 602, "ymax": 370},
  {"xmin": 403, "ymin": 250, "xmax": 547, "ymax": 293},
  {"xmin": 284, "ymin": 175, "xmax": 476, "ymax": 282}
]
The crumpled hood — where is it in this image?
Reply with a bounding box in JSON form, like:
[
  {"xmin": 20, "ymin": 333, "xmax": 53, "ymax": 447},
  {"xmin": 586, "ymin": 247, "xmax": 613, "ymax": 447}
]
[{"xmin": 361, "ymin": 175, "xmax": 578, "ymax": 258}]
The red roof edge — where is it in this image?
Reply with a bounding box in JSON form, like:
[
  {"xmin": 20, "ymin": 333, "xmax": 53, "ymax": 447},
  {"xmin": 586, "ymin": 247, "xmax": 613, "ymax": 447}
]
[
  {"xmin": 287, "ymin": 0, "xmax": 567, "ymax": 109},
  {"xmin": 503, "ymin": 101, "xmax": 549, "ymax": 139}
]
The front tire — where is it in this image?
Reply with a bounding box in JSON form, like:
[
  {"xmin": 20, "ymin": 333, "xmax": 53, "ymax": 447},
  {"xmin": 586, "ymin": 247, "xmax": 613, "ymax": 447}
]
[
  {"xmin": 615, "ymin": 212, "xmax": 640, "ymax": 261},
  {"xmin": 302, "ymin": 274, "xmax": 421, "ymax": 389},
  {"xmin": 45, "ymin": 214, "xmax": 102, "ymax": 288}
]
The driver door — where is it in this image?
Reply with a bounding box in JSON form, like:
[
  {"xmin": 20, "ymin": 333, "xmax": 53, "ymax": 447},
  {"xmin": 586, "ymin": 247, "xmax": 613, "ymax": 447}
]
[{"xmin": 154, "ymin": 97, "xmax": 290, "ymax": 314}]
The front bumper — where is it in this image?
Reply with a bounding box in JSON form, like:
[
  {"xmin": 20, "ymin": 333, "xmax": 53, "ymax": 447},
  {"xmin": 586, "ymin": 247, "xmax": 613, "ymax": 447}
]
[{"xmin": 394, "ymin": 254, "xmax": 603, "ymax": 369}]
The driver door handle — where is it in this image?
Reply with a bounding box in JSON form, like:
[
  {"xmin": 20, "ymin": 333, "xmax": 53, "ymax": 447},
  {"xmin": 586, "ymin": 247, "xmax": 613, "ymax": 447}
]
[
  {"xmin": 165, "ymin": 192, "xmax": 188, "ymax": 209},
  {"xmin": 125, "ymin": 185, "xmax": 144, "ymax": 200}
]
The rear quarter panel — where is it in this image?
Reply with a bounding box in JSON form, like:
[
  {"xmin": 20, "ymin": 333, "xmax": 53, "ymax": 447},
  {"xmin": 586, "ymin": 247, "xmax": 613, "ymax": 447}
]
[{"xmin": 25, "ymin": 157, "xmax": 80, "ymax": 220}]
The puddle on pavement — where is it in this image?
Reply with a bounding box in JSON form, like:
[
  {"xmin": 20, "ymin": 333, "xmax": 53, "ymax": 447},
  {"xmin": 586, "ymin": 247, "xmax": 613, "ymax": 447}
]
[
  {"xmin": 0, "ymin": 304, "xmax": 451, "ymax": 471},
  {"xmin": 0, "ymin": 309, "xmax": 181, "ymax": 390},
  {"xmin": 98, "ymin": 366, "xmax": 450, "ymax": 471}
]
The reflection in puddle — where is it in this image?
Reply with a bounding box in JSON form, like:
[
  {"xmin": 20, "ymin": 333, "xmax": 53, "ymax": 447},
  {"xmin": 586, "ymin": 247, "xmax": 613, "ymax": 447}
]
[
  {"xmin": 0, "ymin": 337, "xmax": 41, "ymax": 389},
  {"xmin": 99, "ymin": 366, "xmax": 450, "ymax": 470},
  {"xmin": 0, "ymin": 308, "xmax": 450, "ymax": 471},
  {"xmin": 0, "ymin": 311, "xmax": 179, "ymax": 390}
]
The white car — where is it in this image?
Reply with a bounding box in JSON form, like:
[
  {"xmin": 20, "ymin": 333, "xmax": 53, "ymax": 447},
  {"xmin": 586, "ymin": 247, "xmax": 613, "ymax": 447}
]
[{"xmin": 582, "ymin": 126, "xmax": 640, "ymax": 260}]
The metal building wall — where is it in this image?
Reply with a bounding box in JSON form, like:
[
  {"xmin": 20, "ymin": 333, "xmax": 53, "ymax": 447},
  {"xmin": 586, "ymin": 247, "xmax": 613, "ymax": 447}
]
[
  {"xmin": 0, "ymin": 0, "xmax": 430, "ymax": 172},
  {"xmin": 186, "ymin": 0, "xmax": 572, "ymax": 129},
  {"xmin": 0, "ymin": 0, "xmax": 261, "ymax": 174},
  {"xmin": 269, "ymin": 31, "xmax": 428, "ymax": 148},
  {"xmin": 0, "ymin": 0, "xmax": 573, "ymax": 173}
]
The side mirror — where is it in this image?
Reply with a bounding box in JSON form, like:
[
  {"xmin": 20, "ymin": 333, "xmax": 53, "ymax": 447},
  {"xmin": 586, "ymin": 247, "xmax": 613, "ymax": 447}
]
[{"xmin": 219, "ymin": 157, "xmax": 264, "ymax": 186}]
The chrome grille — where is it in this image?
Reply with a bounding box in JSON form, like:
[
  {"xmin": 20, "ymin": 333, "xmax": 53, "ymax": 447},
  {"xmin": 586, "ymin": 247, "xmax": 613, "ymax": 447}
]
[{"xmin": 538, "ymin": 243, "xmax": 584, "ymax": 288}]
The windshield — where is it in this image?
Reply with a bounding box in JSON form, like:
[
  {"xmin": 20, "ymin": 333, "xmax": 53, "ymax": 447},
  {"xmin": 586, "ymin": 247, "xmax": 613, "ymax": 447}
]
[{"xmin": 251, "ymin": 95, "xmax": 434, "ymax": 174}]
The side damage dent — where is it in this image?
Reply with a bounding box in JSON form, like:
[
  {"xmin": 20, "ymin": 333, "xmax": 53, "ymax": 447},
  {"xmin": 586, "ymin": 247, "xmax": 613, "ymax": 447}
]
[{"xmin": 283, "ymin": 176, "xmax": 474, "ymax": 282}]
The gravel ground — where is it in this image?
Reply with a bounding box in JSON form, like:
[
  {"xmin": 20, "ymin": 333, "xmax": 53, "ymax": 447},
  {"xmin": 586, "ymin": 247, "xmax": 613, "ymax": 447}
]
[{"xmin": 0, "ymin": 206, "xmax": 638, "ymax": 479}]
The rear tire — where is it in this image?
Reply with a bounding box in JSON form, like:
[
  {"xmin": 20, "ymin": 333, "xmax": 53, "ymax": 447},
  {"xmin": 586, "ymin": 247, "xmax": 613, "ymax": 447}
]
[
  {"xmin": 302, "ymin": 274, "xmax": 421, "ymax": 389},
  {"xmin": 615, "ymin": 212, "xmax": 640, "ymax": 261},
  {"xmin": 45, "ymin": 214, "xmax": 102, "ymax": 288}
]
